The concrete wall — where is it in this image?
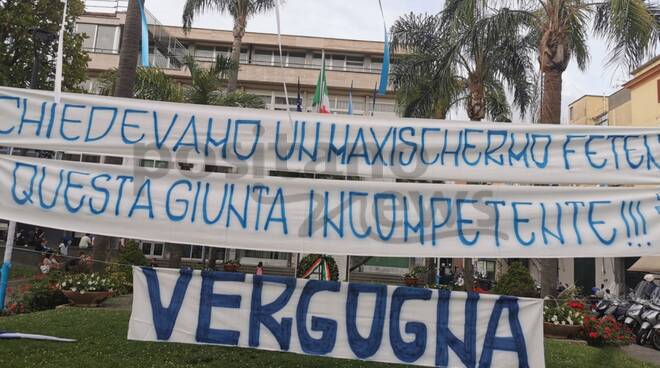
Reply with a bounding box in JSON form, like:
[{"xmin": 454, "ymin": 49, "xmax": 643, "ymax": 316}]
[
  {"xmin": 568, "ymin": 96, "xmax": 608, "ymax": 125},
  {"xmin": 629, "ymin": 79, "xmax": 660, "ymax": 126}
]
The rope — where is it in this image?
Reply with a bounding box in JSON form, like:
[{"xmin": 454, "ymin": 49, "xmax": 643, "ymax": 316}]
[{"xmin": 5, "ymin": 246, "xmax": 136, "ymax": 269}]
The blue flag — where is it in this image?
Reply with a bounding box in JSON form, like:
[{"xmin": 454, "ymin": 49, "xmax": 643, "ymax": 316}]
[
  {"xmin": 348, "ymin": 81, "xmax": 354, "ymax": 115},
  {"xmin": 377, "ymin": 0, "xmax": 389, "ymax": 96},
  {"xmin": 138, "ymin": 0, "xmax": 149, "ymax": 67}
]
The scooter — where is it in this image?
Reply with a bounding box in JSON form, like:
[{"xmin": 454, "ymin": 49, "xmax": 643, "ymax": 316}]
[
  {"xmin": 636, "ymin": 287, "xmax": 660, "ymax": 346},
  {"xmin": 624, "ymin": 278, "xmax": 658, "ymax": 335},
  {"xmin": 653, "ymin": 323, "xmax": 660, "ymax": 350}
]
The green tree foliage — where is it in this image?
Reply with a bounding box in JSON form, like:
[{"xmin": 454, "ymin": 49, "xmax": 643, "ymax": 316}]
[
  {"xmin": 0, "ymin": 0, "xmax": 89, "ymax": 91},
  {"xmin": 182, "ymin": 0, "xmax": 279, "ymax": 92},
  {"xmin": 391, "ymin": 3, "xmax": 535, "ymax": 121},
  {"xmin": 215, "ymin": 90, "xmax": 265, "ymax": 109},
  {"xmin": 96, "ymin": 56, "xmax": 264, "ymax": 109},
  {"xmin": 98, "ymin": 67, "xmax": 184, "ymax": 102},
  {"xmin": 492, "ymin": 261, "xmax": 538, "ymax": 298}
]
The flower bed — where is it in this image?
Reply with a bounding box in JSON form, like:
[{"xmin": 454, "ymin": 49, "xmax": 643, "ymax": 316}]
[{"xmin": 583, "ymin": 315, "xmax": 634, "ymax": 346}]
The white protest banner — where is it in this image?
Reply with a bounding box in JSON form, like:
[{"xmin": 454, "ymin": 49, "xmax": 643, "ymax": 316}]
[
  {"xmin": 128, "ymin": 267, "xmax": 545, "ymax": 367},
  {"xmin": 1, "ymin": 156, "xmax": 658, "ymax": 258},
  {"xmin": 0, "ymin": 86, "xmax": 658, "ymax": 185}
]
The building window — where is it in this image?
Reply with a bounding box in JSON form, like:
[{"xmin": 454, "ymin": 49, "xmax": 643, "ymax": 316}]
[
  {"xmin": 81, "ymin": 154, "xmax": 101, "ymax": 163},
  {"xmin": 195, "ymin": 45, "xmax": 248, "ymax": 63},
  {"xmin": 76, "ymin": 23, "xmax": 119, "ymax": 53},
  {"xmin": 62, "ymin": 153, "xmax": 101, "ymax": 163},
  {"xmin": 180, "ymin": 244, "xmax": 207, "ymax": 260},
  {"xmin": 370, "ymin": 57, "xmax": 383, "ymax": 73},
  {"xmin": 140, "ymin": 241, "xmax": 164, "ymax": 258},
  {"xmin": 178, "ymin": 162, "xmax": 194, "ymax": 171},
  {"xmin": 205, "ymin": 164, "xmax": 234, "ymax": 174},
  {"xmin": 345, "ymin": 56, "xmax": 365, "ymax": 72},
  {"xmin": 569, "ymin": 106, "xmax": 574, "ymax": 121},
  {"xmin": 140, "ymin": 159, "xmax": 169, "ymax": 169},
  {"xmin": 242, "ymin": 250, "xmax": 288, "ymax": 260},
  {"xmin": 477, "ymin": 260, "xmax": 496, "ymax": 280},
  {"xmin": 103, "ymin": 156, "xmax": 124, "ymax": 165}
]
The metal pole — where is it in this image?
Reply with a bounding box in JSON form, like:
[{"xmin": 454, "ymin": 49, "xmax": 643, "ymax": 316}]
[{"xmin": 0, "ymin": 221, "xmax": 16, "ymax": 310}]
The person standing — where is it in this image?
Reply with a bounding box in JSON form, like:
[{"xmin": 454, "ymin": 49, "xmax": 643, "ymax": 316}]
[
  {"xmin": 78, "ymin": 234, "xmax": 92, "ymax": 250},
  {"xmin": 256, "ymin": 262, "xmax": 264, "ymax": 276},
  {"xmin": 58, "ymin": 238, "xmax": 69, "ymax": 256}
]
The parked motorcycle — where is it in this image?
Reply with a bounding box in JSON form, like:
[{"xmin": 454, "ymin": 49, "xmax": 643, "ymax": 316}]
[
  {"xmin": 636, "ymin": 287, "xmax": 660, "ymax": 347},
  {"xmin": 624, "ymin": 276, "xmax": 658, "ymax": 335},
  {"xmin": 595, "ymin": 296, "xmax": 630, "ymax": 323}
]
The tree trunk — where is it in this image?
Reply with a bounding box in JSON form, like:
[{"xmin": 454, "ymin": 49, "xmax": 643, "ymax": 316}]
[
  {"xmin": 538, "ymin": 69, "xmax": 563, "ymax": 298},
  {"xmin": 92, "ymin": 236, "xmax": 109, "ymax": 273},
  {"xmin": 208, "ymin": 248, "xmax": 219, "ymax": 270},
  {"xmin": 613, "ymin": 257, "xmax": 626, "ymax": 297},
  {"xmin": 167, "ymin": 243, "xmax": 182, "ymax": 269},
  {"xmin": 227, "ymin": 14, "xmax": 247, "ymax": 93},
  {"xmin": 115, "ymin": 0, "xmax": 142, "ymax": 98},
  {"xmin": 96, "ymin": 0, "xmax": 142, "ymax": 266},
  {"xmin": 540, "ymin": 69, "xmax": 563, "ymax": 124},
  {"xmin": 467, "ymin": 73, "xmax": 485, "ymax": 121},
  {"xmin": 540, "ymin": 259, "xmax": 558, "ymax": 298},
  {"xmin": 464, "ymin": 258, "xmax": 474, "ymax": 291}
]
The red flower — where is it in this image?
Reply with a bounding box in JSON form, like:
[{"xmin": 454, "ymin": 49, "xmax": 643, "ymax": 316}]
[
  {"xmin": 568, "ymin": 300, "xmax": 585, "ymax": 310},
  {"xmin": 589, "ymin": 332, "xmax": 598, "ymax": 339}
]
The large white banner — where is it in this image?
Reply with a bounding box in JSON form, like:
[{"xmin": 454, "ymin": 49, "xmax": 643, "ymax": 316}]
[
  {"xmin": 1, "ymin": 155, "xmax": 658, "ymax": 258},
  {"xmin": 128, "ymin": 267, "xmax": 545, "ymax": 367},
  {"xmin": 0, "ymin": 86, "xmax": 658, "ymax": 185}
]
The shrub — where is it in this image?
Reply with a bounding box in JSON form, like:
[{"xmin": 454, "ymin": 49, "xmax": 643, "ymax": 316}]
[
  {"xmin": 492, "ymin": 261, "xmax": 537, "ymax": 297},
  {"xmin": 583, "ymin": 315, "xmax": 634, "ymax": 346},
  {"xmin": 104, "ymin": 240, "xmax": 147, "ymax": 294},
  {"xmin": 2, "ymin": 273, "xmax": 67, "ymax": 316}
]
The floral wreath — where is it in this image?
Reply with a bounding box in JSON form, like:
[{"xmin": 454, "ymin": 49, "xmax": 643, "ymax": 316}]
[{"xmin": 296, "ymin": 254, "xmax": 339, "ymax": 281}]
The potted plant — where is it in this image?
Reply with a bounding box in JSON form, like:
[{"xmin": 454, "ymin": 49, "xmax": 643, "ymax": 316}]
[
  {"xmin": 223, "ymin": 259, "xmax": 241, "ymax": 272},
  {"xmin": 58, "ymin": 273, "xmax": 114, "ymax": 307},
  {"xmin": 403, "ymin": 266, "xmax": 428, "ymax": 287},
  {"xmin": 543, "ymin": 300, "xmax": 585, "ymax": 339}
]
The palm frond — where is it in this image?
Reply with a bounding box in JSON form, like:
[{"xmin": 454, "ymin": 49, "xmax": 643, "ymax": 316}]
[{"xmin": 593, "ymin": 0, "xmax": 658, "ymax": 71}]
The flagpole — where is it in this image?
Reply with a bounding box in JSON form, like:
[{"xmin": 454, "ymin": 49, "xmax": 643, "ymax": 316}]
[
  {"xmin": 53, "ymin": 0, "xmax": 68, "ymax": 103},
  {"xmin": 371, "ymin": 82, "xmax": 378, "ymax": 116},
  {"xmin": 320, "ymin": 50, "xmax": 325, "ymax": 113}
]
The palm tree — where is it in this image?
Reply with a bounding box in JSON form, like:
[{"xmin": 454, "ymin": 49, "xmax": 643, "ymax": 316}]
[
  {"xmin": 98, "ymin": 67, "xmax": 184, "ymax": 102},
  {"xmin": 91, "ymin": 0, "xmax": 144, "ymax": 270},
  {"xmin": 182, "ymin": 0, "xmax": 279, "ymax": 92},
  {"xmin": 183, "ymin": 54, "xmax": 234, "ymax": 104},
  {"xmin": 531, "ymin": 0, "xmax": 657, "ymax": 125},
  {"xmin": 115, "ymin": 0, "xmax": 143, "ymax": 98},
  {"xmin": 520, "ymin": 0, "xmax": 657, "ymax": 298},
  {"xmin": 392, "ymin": 3, "xmax": 536, "ymax": 291},
  {"xmin": 391, "ymin": 4, "xmax": 536, "ymax": 122}
]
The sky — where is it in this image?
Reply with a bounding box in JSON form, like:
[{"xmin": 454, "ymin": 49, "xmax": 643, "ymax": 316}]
[{"xmin": 135, "ymin": 0, "xmax": 638, "ymax": 123}]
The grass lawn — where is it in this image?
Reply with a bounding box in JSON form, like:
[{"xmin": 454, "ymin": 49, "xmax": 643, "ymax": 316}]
[{"xmin": 0, "ymin": 308, "xmax": 657, "ymax": 368}]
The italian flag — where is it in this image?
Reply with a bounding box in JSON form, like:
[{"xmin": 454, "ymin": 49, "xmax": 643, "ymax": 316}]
[{"xmin": 312, "ymin": 53, "xmax": 331, "ymax": 114}]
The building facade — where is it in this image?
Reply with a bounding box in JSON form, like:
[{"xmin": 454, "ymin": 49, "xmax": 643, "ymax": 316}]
[
  {"xmin": 569, "ymin": 56, "xmax": 660, "ymax": 127},
  {"xmin": 59, "ymin": 10, "xmax": 426, "ymax": 282},
  {"xmin": 564, "ymin": 56, "xmax": 660, "ymax": 294}
]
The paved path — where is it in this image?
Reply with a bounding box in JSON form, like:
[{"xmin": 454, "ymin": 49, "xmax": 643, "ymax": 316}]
[
  {"xmin": 621, "ymin": 344, "xmax": 660, "ymax": 366},
  {"xmin": 102, "ymin": 294, "xmax": 133, "ymax": 310}
]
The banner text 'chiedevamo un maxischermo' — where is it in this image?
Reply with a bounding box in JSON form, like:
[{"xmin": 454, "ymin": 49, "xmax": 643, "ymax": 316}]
[
  {"xmin": 0, "ymin": 86, "xmax": 658, "ymax": 185},
  {"xmin": 128, "ymin": 267, "xmax": 545, "ymax": 367},
  {"xmin": 1, "ymin": 156, "xmax": 658, "ymax": 258}
]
